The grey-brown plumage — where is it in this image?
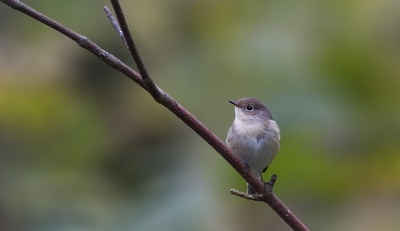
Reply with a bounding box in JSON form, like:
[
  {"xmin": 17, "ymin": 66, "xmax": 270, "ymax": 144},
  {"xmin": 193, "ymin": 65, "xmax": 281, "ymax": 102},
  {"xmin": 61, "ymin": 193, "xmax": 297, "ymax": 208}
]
[{"xmin": 226, "ymin": 97, "xmax": 280, "ymax": 194}]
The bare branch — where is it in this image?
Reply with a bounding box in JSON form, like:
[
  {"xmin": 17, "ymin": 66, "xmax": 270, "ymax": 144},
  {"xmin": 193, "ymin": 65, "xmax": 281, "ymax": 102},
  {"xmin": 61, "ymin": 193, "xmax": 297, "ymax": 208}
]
[
  {"xmin": 230, "ymin": 186, "xmax": 307, "ymax": 231},
  {"xmin": 103, "ymin": 6, "xmax": 128, "ymax": 48},
  {"xmin": 109, "ymin": 0, "xmax": 162, "ymax": 101},
  {"xmin": 0, "ymin": 0, "xmax": 310, "ymax": 230},
  {"xmin": 230, "ymin": 189, "xmax": 270, "ymax": 201}
]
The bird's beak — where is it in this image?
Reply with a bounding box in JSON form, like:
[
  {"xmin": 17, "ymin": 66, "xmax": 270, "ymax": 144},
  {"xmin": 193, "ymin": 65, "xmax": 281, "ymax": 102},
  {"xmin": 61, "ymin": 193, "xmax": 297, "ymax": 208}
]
[{"xmin": 229, "ymin": 100, "xmax": 238, "ymax": 107}]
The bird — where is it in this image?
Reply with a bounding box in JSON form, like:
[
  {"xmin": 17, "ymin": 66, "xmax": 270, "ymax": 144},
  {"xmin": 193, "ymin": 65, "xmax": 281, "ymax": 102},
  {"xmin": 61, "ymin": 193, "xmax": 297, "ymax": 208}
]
[{"xmin": 226, "ymin": 97, "xmax": 280, "ymax": 194}]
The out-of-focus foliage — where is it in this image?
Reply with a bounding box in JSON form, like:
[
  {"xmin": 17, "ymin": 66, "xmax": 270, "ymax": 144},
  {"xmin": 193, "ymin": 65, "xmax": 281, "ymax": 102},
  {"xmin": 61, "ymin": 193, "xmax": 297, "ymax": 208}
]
[{"xmin": 0, "ymin": 1, "xmax": 399, "ymax": 230}]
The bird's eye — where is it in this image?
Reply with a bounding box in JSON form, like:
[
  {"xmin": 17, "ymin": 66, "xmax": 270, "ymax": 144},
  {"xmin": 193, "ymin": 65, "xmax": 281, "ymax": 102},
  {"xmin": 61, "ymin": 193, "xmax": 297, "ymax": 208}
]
[{"xmin": 246, "ymin": 105, "xmax": 254, "ymax": 111}]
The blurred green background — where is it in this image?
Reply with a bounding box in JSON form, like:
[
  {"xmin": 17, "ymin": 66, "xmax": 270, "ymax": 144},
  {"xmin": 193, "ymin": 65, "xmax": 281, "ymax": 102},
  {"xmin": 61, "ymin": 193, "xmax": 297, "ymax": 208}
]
[{"xmin": 1, "ymin": 0, "xmax": 399, "ymax": 230}]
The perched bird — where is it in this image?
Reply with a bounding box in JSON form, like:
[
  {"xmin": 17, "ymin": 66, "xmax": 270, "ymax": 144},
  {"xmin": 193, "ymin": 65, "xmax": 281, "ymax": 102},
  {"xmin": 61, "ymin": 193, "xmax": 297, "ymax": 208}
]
[{"xmin": 226, "ymin": 97, "xmax": 280, "ymax": 194}]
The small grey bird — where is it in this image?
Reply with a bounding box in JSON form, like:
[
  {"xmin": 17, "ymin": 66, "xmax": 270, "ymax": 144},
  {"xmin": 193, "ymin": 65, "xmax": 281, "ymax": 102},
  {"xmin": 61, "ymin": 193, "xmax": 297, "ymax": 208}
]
[{"xmin": 226, "ymin": 97, "xmax": 280, "ymax": 194}]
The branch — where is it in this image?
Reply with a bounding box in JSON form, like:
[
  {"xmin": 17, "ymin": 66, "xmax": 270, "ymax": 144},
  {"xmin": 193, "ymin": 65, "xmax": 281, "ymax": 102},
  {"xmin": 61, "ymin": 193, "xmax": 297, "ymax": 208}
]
[
  {"xmin": 230, "ymin": 189, "xmax": 270, "ymax": 201},
  {"xmin": 103, "ymin": 6, "xmax": 127, "ymax": 48},
  {"xmin": 0, "ymin": 0, "xmax": 309, "ymax": 230},
  {"xmin": 110, "ymin": 0, "xmax": 162, "ymax": 101}
]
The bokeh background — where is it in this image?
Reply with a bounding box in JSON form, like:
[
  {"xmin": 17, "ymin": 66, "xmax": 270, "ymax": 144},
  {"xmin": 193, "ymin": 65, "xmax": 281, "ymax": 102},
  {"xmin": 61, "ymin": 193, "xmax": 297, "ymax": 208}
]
[{"xmin": 1, "ymin": 0, "xmax": 399, "ymax": 230}]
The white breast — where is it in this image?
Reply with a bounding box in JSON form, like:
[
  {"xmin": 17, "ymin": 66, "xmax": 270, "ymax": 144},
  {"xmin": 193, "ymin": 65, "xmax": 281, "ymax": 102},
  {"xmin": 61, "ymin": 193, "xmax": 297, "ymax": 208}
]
[{"xmin": 227, "ymin": 118, "xmax": 280, "ymax": 175}]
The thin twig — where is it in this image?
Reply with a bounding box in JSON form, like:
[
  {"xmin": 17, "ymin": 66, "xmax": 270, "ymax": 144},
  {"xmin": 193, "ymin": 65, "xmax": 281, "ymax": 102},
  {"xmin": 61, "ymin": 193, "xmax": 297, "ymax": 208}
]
[
  {"xmin": 268, "ymin": 174, "xmax": 278, "ymax": 188},
  {"xmin": 103, "ymin": 6, "xmax": 128, "ymax": 48},
  {"xmin": 229, "ymin": 189, "xmax": 271, "ymax": 201},
  {"xmin": 1, "ymin": 0, "xmax": 309, "ymax": 230},
  {"xmin": 230, "ymin": 174, "xmax": 277, "ymax": 201},
  {"xmin": 109, "ymin": 0, "xmax": 162, "ymax": 101}
]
